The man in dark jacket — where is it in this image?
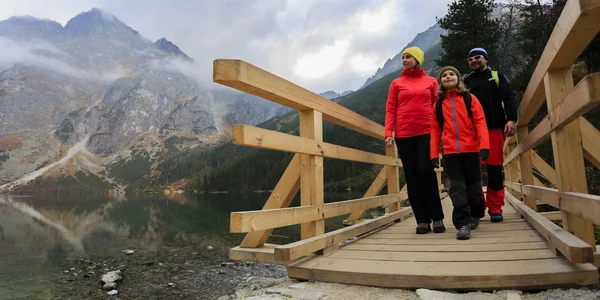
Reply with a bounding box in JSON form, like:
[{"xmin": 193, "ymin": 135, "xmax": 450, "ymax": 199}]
[{"xmin": 464, "ymin": 47, "xmax": 517, "ymax": 223}]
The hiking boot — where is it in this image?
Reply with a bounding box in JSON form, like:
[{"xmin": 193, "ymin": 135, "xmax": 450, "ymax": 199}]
[
  {"xmin": 469, "ymin": 218, "xmax": 480, "ymax": 230},
  {"xmin": 416, "ymin": 223, "xmax": 431, "ymax": 234},
  {"xmin": 432, "ymin": 220, "xmax": 446, "ymax": 233},
  {"xmin": 456, "ymin": 225, "xmax": 471, "ymax": 240},
  {"xmin": 490, "ymin": 213, "xmax": 504, "ymax": 223}
]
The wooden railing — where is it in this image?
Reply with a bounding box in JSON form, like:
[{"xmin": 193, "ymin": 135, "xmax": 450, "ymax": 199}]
[
  {"xmin": 213, "ymin": 59, "xmax": 445, "ymax": 264},
  {"xmin": 502, "ymin": 0, "xmax": 600, "ymax": 264}
]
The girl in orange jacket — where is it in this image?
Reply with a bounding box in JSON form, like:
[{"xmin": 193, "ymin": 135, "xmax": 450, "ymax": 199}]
[{"xmin": 430, "ymin": 66, "xmax": 490, "ymax": 240}]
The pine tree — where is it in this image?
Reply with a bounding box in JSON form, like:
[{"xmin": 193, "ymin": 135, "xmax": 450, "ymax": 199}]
[{"xmin": 436, "ymin": 0, "xmax": 500, "ymax": 74}]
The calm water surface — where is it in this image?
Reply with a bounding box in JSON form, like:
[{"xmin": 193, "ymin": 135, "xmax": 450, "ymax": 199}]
[{"xmin": 0, "ymin": 191, "xmax": 361, "ymax": 299}]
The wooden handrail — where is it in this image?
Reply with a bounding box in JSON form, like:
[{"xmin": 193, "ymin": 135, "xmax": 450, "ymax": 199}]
[
  {"xmin": 517, "ymin": 0, "xmax": 600, "ymax": 125},
  {"xmin": 504, "ymin": 72, "xmax": 600, "ymax": 165},
  {"xmin": 214, "ymin": 59, "xmax": 386, "ymax": 140},
  {"xmin": 230, "ymin": 193, "xmax": 406, "ymax": 233},
  {"xmin": 232, "ymin": 124, "xmax": 402, "ymax": 166},
  {"xmin": 506, "ymin": 181, "xmax": 600, "ymax": 226}
]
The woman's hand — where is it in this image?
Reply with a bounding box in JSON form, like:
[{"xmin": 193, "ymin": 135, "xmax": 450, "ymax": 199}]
[{"xmin": 385, "ymin": 137, "xmax": 394, "ymax": 147}]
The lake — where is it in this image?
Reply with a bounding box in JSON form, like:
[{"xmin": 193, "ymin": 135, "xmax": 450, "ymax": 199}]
[{"xmin": 0, "ymin": 190, "xmax": 363, "ymax": 299}]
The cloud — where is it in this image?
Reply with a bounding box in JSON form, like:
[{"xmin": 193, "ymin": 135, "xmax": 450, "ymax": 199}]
[
  {"xmin": 0, "ymin": 0, "xmax": 454, "ymax": 93},
  {"xmin": 0, "ymin": 37, "xmax": 125, "ymax": 82}
]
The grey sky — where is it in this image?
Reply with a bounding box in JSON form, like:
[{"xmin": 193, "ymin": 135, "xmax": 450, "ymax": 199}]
[{"xmin": 0, "ymin": 0, "xmax": 453, "ymax": 93}]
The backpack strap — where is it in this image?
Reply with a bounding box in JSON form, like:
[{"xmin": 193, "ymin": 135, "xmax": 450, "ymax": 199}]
[
  {"xmin": 491, "ymin": 70, "xmax": 500, "ymax": 87},
  {"xmin": 463, "ymin": 92, "xmax": 474, "ymax": 125},
  {"xmin": 436, "ymin": 98, "xmax": 444, "ymax": 130},
  {"xmin": 437, "ymin": 93, "xmax": 475, "ymax": 130},
  {"xmin": 490, "ymin": 70, "xmax": 505, "ymax": 109}
]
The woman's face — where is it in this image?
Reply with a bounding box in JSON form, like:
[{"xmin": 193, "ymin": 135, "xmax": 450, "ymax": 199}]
[
  {"xmin": 441, "ymin": 70, "xmax": 458, "ymax": 89},
  {"xmin": 402, "ymin": 54, "xmax": 417, "ymax": 69}
]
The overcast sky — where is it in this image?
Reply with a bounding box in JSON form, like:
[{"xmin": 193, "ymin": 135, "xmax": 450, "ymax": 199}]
[{"xmin": 0, "ymin": 0, "xmax": 453, "ymax": 93}]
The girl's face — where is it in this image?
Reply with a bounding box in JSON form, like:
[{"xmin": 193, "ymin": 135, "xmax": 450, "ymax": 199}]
[
  {"xmin": 401, "ymin": 54, "xmax": 417, "ymax": 69},
  {"xmin": 441, "ymin": 70, "xmax": 459, "ymax": 89}
]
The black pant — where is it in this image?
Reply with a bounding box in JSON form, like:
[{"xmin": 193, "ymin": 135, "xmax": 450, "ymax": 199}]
[
  {"xmin": 396, "ymin": 134, "xmax": 444, "ymax": 224},
  {"xmin": 444, "ymin": 153, "xmax": 485, "ymax": 229}
]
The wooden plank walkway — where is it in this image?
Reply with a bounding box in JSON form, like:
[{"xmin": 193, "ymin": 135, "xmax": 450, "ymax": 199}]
[{"xmin": 287, "ymin": 197, "xmax": 598, "ymax": 290}]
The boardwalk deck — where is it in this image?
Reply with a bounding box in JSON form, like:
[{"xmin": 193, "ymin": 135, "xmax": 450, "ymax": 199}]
[{"xmin": 287, "ymin": 197, "xmax": 598, "ymax": 290}]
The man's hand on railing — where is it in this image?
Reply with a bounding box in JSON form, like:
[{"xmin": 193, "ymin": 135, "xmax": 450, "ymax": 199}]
[
  {"xmin": 504, "ymin": 120, "xmax": 516, "ymax": 137},
  {"xmin": 385, "ymin": 137, "xmax": 394, "ymax": 147}
]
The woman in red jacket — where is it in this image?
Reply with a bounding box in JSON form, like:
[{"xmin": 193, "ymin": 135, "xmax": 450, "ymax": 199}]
[
  {"xmin": 430, "ymin": 66, "xmax": 490, "ymax": 240},
  {"xmin": 385, "ymin": 46, "xmax": 445, "ymax": 234}
]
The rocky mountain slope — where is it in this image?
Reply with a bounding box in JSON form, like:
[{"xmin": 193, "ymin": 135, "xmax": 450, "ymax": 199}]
[{"xmin": 0, "ymin": 8, "xmax": 284, "ymax": 192}]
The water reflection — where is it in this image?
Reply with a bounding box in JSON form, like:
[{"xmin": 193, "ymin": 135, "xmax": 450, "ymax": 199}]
[{"xmin": 0, "ymin": 190, "xmax": 361, "ymax": 298}]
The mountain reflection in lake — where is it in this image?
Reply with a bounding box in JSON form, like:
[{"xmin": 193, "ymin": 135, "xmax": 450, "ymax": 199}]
[{"xmin": 0, "ymin": 190, "xmax": 360, "ymax": 299}]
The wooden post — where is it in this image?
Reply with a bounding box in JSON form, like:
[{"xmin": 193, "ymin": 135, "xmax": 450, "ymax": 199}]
[
  {"xmin": 544, "ymin": 69, "xmax": 595, "ymax": 248},
  {"xmin": 299, "ymin": 110, "xmax": 324, "ymax": 239},
  {"xmin": 518, "ymin": 127, "xmax": 536, "ymax": 210},
  {"xmin": 386, "ymin": 143, "xmax": 401, "ymax": 212},
  {"xmin": 505, "ymin": 143, "xmax": 516, "ymax": 196}
]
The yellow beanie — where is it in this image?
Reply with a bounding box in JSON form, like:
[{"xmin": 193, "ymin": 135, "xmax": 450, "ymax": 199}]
[{"xmin": 401, "ymin": 46, "xmax": 424, "ymax": 65}]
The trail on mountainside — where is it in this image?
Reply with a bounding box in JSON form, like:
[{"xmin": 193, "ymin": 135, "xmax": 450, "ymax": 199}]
[{"xmin": 0, "ymin": 137, "xmax": 90, "ymax": 191}]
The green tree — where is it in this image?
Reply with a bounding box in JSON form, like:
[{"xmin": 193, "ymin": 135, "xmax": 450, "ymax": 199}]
[{"xmin": 436, "ymin": 0, "xmax": 500, "ymax": 74}]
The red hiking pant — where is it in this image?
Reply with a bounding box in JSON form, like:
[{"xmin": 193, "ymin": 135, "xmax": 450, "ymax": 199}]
[{"xmin": 480, "ymin": 129, "xmax": 505, "ymax": 215}]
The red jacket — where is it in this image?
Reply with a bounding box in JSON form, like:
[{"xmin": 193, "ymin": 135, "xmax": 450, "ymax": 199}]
[
  {"xmin": 385, "ymin": 69, "xmax": 439, "ymax": 138},
  {"xmin": 430, "ymin": 90, "xmax": 490, "ymax": 159}
]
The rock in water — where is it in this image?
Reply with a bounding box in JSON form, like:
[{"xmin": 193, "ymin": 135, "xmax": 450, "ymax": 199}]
[
  {"xmin": 107, "ymin": 290, "xmax": 118, "ymax": 296},
  {"xmin": 101, "ymin": 270, "xmax": 122, "ymax": 284}
]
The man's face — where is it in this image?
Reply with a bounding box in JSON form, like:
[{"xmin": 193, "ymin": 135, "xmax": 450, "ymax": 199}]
[{"xmin": 468, "ymin": 55, "xmax": 487, "ymax": 71}]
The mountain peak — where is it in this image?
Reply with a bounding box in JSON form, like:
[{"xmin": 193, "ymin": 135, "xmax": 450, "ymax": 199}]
[
  {"xmin": 154, "ymin": 37, "xmax": 193, "ymax": 61},
  {"xmin": 63, "ymin": 8, "xmax": 140, "ymax": 39},
  {"xmin": 0, "ymin": 15, "xmax": 63, "ymax": 41}
]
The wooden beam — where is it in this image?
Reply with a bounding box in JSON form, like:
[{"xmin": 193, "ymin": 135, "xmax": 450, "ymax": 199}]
[
  {"xmin": 386, "ymin": 145, "xmax": 401, "ymax": 212},
  {"xmin": 531, "ymin": 151, "xmax": 557, "ymax": 187},
  {"xmin": 230, "ymin": 194, "xmax": 404, "ymax": 233},
  {"xmin": 344, "ymin": 167, "xmax": 387, "ymax": 224},
  {"xmin": 517, "ymin": 0, "xmax": 600, "ymax": 125},
  {"xmin": 533, "ymin": 177, "xmax": 546, "ymax": 188},
  {"xmin": 213, "ymin": 59, "xmax": 385, "ymax": 140},
  {"xmin": 505, "ymin": 192, "xmax": 593, "ymax": 264},
  {"xmin": 274, "ymin": 206, "xmax": 414, "ymax": 261},
  {"xmin": 230, "ymin": 244, "xmax": 297, "ymax": 265},
  {"xmin": 299, "ymin": 110, "xmax": 324, "ymax": 239},
  {"xmin": 545, "ymin": 69, "xmax": 595, "ymax": 249},
  {"xmin": 232, "ymin": 124, "xmax": 401, "ymax": 166},
  {"xmin": 541, "ymin": 211, "xmax": 562, "ymax": 221},
  {"xmin": 518, "ymin": 126, "xmax": 536, "ymax": 210},
  {"xmin": 505, "ymin": 73, "xmax": 600, "ymax": 166},
  {"xmin": 580, "ymin": 117, "xmax": 600, "ymax": 170},
  {"xmin": 506, "ymin": 143, "xmax": 520, "ymax": 196},
  {"xmin": 503, "ymin": 135, "xmax": 516, "ymax": 153},
  {"xmin": 505, "ymin": 181, "xmax": 521, "ymax": 194},
  {"xmin": 519, "ymin": 184, "xmax": 600, "ymax": 226},
  {"xmin": 240, "ymin": 155, "xmax": 300, "ymax": 248}
]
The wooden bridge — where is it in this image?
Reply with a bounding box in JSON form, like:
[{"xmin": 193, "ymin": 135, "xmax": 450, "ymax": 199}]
[{"xmin": 215, "ymin": 0, "xmax": 600, "ymax": 290}]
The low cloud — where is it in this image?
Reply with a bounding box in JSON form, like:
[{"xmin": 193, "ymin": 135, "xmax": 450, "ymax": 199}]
[
  {"xmin": 0, "ymin": 37, "xmax": 125, "ymax": 82},
  {"xmin": 1, "ymin": 0, "xmax": 453, "ymax": 93}
]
